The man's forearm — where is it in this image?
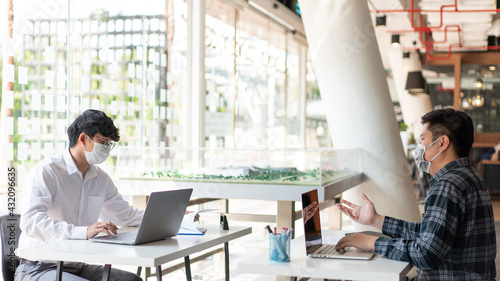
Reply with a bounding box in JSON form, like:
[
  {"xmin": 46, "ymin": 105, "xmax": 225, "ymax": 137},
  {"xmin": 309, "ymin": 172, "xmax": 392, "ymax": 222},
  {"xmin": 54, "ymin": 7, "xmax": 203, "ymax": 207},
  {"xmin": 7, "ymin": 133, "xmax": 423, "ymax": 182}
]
[{"xmin": 372, "ymin": 214, "xmax": 385, "ymax": 230}]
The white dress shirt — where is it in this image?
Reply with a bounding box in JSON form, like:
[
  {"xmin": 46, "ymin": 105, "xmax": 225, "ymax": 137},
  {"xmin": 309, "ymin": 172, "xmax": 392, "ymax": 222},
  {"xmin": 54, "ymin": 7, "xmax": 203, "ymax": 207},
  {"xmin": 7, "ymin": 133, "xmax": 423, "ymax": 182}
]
[{"xmin": 19, "ymin": 149, "xmax": 144, "ymax": 250}]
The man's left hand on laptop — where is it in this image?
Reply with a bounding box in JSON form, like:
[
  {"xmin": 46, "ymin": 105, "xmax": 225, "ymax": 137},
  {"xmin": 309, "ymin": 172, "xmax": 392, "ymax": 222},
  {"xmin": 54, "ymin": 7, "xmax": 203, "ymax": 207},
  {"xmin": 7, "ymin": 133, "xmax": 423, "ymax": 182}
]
[
  {"xmin": 335, "ymin": 233, "xmax": 378, "ymax": 252},
  {"xmin": 87, "ymin": 221, "xmax": 118, "ymax": 239}
]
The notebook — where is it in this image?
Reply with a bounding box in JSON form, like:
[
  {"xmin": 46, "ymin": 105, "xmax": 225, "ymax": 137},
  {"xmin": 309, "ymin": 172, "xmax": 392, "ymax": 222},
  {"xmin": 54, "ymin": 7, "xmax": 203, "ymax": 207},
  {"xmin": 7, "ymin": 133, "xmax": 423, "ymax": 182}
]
[
  {"xmin": 301, "ymin": 189, "xmax": 374, "ymax": 260},
  {"xmin": 91, "ymin": 188, "xmax": 193, "ymax": 245}
]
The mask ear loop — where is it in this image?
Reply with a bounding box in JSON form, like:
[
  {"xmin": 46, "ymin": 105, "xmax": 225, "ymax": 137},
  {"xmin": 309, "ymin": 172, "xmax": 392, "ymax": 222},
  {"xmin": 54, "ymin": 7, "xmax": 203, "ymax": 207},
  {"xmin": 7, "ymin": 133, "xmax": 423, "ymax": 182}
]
[{"xmin": 428, "ymin": 137, "xmax": 443, "ymax": 162}]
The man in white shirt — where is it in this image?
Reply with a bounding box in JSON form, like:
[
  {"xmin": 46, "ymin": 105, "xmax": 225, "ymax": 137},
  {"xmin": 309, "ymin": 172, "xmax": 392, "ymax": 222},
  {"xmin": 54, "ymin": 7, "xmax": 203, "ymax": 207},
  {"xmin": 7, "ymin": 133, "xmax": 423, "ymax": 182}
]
[{"xmin": 15, "ymin": 110, "xmax": 143, "ymax": 281}]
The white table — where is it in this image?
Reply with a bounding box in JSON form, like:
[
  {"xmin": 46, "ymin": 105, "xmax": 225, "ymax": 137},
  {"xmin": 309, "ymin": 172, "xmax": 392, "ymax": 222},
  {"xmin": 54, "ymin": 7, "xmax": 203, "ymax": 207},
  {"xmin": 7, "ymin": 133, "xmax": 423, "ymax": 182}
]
[
  {"xmin": 17, "ymin": 225, "xmax": 252, "ymax": 281},
  {"xmin": 237, "ymin": 230, "xmax": 413, "ymax": 281},
  {"xmin": 119, "ymin": 172, "xmax": 365, "ymax": 231}
]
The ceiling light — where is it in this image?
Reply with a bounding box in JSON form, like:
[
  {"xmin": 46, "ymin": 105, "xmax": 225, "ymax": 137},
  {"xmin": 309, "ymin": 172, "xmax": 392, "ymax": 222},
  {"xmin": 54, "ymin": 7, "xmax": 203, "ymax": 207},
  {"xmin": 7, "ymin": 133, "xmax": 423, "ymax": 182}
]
[
  {"xmin": 472, "ymin": 95, "xmax": 484, "ymax": 107},
  {"xmin": 376, "ymin": 15, "xmax": 386, "ymax": 27},
  {"xmin": 391, "ymin": 34, "xmax": 400, "ymax": 48},
  {"xmin": 474, "ymin": 78, "xmax": 483, "ymax": 89},
  {"xmin": 405, "ymin": 71, "xmax": 427, "ymax": 94}
]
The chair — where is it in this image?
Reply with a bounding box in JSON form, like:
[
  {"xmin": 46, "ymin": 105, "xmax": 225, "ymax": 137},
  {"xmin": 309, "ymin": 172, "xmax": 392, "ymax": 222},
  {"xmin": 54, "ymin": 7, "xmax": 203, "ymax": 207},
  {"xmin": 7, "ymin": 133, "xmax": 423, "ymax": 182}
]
[
  {"xmin": 1, "ymin": 214, "xmax": 21, "ymax": 281},
  {"xmin": 484, "ymin": 162, "xmax": 500, "ymax": 194}
]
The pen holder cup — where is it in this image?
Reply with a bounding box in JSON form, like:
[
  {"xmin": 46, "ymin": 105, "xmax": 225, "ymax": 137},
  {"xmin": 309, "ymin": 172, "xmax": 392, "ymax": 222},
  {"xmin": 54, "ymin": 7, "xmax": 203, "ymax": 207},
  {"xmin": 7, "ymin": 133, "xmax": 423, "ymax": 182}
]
[{"xmin": 269, "ymin": 234, "xmax": 291, "ymax": 262}]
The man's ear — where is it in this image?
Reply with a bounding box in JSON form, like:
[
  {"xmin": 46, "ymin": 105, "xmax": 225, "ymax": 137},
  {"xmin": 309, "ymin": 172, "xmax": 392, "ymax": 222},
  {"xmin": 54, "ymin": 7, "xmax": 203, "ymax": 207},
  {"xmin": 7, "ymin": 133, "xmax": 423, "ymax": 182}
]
[
  {"xmin": 439, "ymin": 135, "xmax": 451, "ymax": 151},
  {"xmin": 79, "ymin": 133, "xmax": 87, "ymax": 146}
]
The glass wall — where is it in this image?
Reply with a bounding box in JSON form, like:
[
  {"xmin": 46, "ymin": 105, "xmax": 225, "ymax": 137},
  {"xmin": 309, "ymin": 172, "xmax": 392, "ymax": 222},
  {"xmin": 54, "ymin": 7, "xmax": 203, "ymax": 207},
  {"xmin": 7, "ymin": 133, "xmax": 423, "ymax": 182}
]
[{"xmin": 0, "ymin": 0, "xmax": 329, "ymax": 204}]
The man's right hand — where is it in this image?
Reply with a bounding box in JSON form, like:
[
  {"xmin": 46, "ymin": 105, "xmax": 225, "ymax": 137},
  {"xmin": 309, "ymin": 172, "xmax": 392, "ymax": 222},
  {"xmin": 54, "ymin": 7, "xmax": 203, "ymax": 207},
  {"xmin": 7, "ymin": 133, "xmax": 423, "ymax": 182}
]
[
  {"xmin": 87, "ymin": 221, "xmax": 118, "ymax": 239},
  {"xmin": 336, "ymin": 192, "xmax": 384, "ymax": 230}
]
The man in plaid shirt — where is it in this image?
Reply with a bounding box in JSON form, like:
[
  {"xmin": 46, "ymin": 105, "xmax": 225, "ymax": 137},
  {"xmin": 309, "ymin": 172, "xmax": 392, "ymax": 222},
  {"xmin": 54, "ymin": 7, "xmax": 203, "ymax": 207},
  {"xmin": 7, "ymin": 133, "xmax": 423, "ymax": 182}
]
[{"xmin": 336, "ymin": 108, "xmax": 496, "ymax": 280}]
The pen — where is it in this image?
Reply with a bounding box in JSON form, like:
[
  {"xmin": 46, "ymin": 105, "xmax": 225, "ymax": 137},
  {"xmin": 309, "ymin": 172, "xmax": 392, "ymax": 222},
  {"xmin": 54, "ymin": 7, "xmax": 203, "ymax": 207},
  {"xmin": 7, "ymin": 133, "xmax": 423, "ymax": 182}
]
[
  {"xmin": 273, "ymin": 227, "xmax": 277, "ymax": 235},
  {"xmin": 265, "ymin": 225, "xmax": 273, "ymax": 234},
  {"xmin": 281, "ymin": 227, "xmax": 287, "ymax": 236}
]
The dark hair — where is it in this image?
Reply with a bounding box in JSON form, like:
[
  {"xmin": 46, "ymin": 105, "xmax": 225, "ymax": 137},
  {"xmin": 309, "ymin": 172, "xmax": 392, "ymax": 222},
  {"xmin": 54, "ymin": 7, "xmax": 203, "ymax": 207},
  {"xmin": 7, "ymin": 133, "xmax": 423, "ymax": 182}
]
[
  {"xmin": 420, "ymin": 108, "xmax": 474, "ymax": 158},
  {"xmin": 67, "ymin": 110, "xmax": 120, "ymax": 147}
]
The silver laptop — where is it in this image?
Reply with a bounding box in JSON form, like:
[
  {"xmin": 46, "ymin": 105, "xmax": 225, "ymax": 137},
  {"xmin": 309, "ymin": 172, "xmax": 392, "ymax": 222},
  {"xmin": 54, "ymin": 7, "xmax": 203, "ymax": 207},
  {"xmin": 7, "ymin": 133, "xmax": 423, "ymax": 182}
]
[
  {"xmin": 91, "ymin": 189, "xmax": 193, "ymax": 245},
  {"xmin": 301, "ymin": 189, "xmax": 374, "ymax": 260}
]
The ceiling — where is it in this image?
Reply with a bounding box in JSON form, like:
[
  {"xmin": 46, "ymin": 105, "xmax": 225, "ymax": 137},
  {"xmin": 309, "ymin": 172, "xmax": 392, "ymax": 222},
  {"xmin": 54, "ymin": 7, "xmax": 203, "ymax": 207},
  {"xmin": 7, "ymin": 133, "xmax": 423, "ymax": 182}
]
[{"xmin": 368, "ymin": 0, "xmax": 498, "ymax": 71}]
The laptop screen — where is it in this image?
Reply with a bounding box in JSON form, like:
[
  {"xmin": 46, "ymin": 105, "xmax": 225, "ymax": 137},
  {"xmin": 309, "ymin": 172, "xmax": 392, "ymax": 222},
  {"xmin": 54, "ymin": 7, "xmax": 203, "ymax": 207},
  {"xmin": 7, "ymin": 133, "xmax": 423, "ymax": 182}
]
[{"xmin": 301, "ymin": 189, "xmax": 322, "ymax": 250}]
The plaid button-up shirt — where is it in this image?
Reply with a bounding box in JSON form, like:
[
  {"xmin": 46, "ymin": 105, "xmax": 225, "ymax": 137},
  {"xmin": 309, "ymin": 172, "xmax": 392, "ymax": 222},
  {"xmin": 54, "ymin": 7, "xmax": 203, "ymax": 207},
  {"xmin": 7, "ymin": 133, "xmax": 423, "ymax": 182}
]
[{"xmin": 374, "ymin": 157, "xmax": 496, "ymax": 280}]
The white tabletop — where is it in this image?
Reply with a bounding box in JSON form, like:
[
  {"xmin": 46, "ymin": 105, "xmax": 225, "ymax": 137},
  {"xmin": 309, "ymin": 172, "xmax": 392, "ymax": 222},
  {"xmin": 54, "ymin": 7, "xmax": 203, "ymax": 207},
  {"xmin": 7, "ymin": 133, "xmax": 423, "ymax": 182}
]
[
  {"xmin": 237, "ymin": 230, "xmax": 413, "ymax": 281},
  {"xmin": 18, "ymin": 225, "xmax": 252, "ymax": 268}
]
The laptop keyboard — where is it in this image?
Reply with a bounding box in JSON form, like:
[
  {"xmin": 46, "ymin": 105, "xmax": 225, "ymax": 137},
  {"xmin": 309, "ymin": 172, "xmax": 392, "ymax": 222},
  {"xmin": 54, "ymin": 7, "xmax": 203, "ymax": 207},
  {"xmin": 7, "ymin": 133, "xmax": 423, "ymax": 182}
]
[{"xmin": 310, "ymin": 244, "xmax": 351, "ymax": 255}]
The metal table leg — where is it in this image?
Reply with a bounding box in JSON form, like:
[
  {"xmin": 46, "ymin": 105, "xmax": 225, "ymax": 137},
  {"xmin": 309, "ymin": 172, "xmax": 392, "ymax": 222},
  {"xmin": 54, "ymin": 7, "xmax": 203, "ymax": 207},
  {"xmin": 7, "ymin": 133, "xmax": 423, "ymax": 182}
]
[
  {"xmin": 101, "ymin": 264, "xmax": 111, "ymax": 281},
  {"xmin": 56, "ymin": 261, "xmax": 63, "ymax": 281},
  {"xmin": 224, "ymin": 242, "xmax": 230, "ymax": 281},
  {"xmin": 156, "ymin": 265, "xmax": 163, "ymax": 281},
  {"xmin": 184, "ymin": 256, "xmax": 192, "ymax": 281}
]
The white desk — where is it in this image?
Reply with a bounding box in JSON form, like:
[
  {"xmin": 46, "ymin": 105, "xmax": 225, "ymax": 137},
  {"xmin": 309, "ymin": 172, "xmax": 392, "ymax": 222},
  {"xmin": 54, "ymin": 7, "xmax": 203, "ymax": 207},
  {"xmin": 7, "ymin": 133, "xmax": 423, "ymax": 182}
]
[
  {"xmin": 17, "ymin": 225, "xmax": 252, "ymax": 281},
  {"xmin": 237, "ymin": 230, "xmax": 413, "ymax": 281},
  {"xmin": 119, "ymin": 173, "xmax": 365, "ymax": 231}
]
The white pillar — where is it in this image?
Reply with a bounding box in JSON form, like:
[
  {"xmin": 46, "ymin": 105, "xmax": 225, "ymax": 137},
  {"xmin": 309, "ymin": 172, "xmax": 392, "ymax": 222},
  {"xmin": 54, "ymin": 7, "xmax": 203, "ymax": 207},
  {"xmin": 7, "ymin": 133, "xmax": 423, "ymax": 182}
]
[
  {"xmin": 389, "ymin": 51, "xmax": 432, "ymax": 139},
  {"xmin": 185, "ymin": 0, "xmax": 206, "ymax": 167},
  {"xmin": 298, "ymin": 0, "xmax": 421, "ymax": 224}
]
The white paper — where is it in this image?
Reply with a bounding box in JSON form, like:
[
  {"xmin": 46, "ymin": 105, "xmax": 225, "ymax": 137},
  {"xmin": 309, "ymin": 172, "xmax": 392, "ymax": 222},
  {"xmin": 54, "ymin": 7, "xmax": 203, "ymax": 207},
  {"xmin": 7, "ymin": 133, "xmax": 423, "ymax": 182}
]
[
  {"xmin": 31, "ymin": 118, "xmax": 41, "ymax": 135},
  {"xmin": 4, "ymin": 143, "xmax": 13, "ymax": 161},
  {"xmin": 110, "ymin": 61, "xmax": 118, "ymax": 75},
  {"xmin": 136, "ymin": 65, "xmax": 142, "ymax": 79},
  {"xmin": 137, "ymin": 46, "xmax": 143, "ymax": 61},
  {"xmin": 3, "ymin": 38, "xmax": 14, "ymax": 57},
  {"xmin": 32, "ymin": 93, "xmax": 42, "ymax": 110},
  {"xmin": 3, "ymin": 117, "xmax": 13, "ymax": 135},
  {"xmin": 160, "ymin": 89, "xmax": 167, "ymax": 102},
  {"xmin": 18, "ymin": 117, "xmax": 27, "ymax": 135},
  {"xmin": 154, "ymin": 51, "xmax": 160, "ymax": 66},
  {"xmin": 57, "ymin": 96, "xmax": 66, "ymax": 113},
  {"xmin": 82, "ymin": 77, "xmax": 90, "ymax": 92},
  {"xmin": 91, "ymin": 98, "xmax": 100, "ymax": 110},
  {"xmin": 17, "ymin": 143, "xmax": 27, "ymax": 161},
  {"xmin": 18, "ymin": 66, "xmax": 28, "ymax": 85},
  {"xmin": 110, "ymin": 100, "xmax": 118, "ymax": 115},
  {"xmin": 148, "ymin": 49, "xmax": 155, "ymax": 63},
  {"xmin": 43, "ymin": 142, "xmax": 54, "ymax": 158},
  {"xmin": 161, "ymin": 53, "xmax": 167, "ymax": 67},
  {"xmin": 128, "ymin": 102, "xmax": 135, "ymax": 117},
  {"xmin": 57, "ymin": 71, "xmax": 66, "ymax": 89},
  {"xmin": 44, "ymin": 94, "xmax": 54, "ymax": 111},
  {"xmin": 56, "ymin": 142, "xmax": 65, "ymax": 153},
  {"xmin": 160, "ymin": 106, "xmax": 166, "ymax": 120},
  {"xmin": 57, "ymin": 28, "xmax": 67, "ymax": 43},
  {"xmin": 71, "ymin": 97, "xmax": 80, "ymax": 113},
  {"xmin": 102, "ymin": 79, "xmax": 110, "ymax": 93},
  {"xmin": 4, "ymin": 64, "xmax": 14, "ymax": 83},
  {"xmin": 81, "ymin": 98, "xmax": 90, "ymax": 111},
  {"xmin": 128, "ymin": 82, "xmax": 135, "ymax": 98},
  {"xmin": 45, "ymin": 46, "xmax": 55, "ymax": 64},
  {"xmin": 82, "ymin": 56, "xmax": 91, "ymax": 71},
  {"xmin": 45, "ymin": 70, "xmax": 54, "ymax": 88},
  {"xmin": 119, "ymin": 101, "xmax": 126, "ymax": 116},
  {"xmin": 153, "ymin": 106, "xmax": 159, "ymax": 119},
  {"xmin": 57, "ymin": 119, "xmax": 67, "ymax": 136},
  {"xmin": 111, "ymin": 81, "xmax": 118, "ymax": 93},
  {"xmin": 128, "ymin": 63, "xmax": 135, "ymax": 78},
  {"xmin": 3, "ymin": 91, "xmax": 14, "ymax": 109},
  {"xmin": 178, "ymin": 209, "xmax": 218, "ymax": 235},
  {"xmin": 31, "ymin": 142, "xmax": 41, "ymax": 160}
]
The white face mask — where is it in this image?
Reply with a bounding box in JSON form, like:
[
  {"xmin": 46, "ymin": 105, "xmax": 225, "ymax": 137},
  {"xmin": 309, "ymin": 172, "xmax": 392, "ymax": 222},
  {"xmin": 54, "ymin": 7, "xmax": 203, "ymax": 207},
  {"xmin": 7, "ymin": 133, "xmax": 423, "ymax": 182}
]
[
  {"xmin": 83, "ymin": 136, "xmax": 110, "ymax": 165},
  {"xmin": 413, "ymin": 138, "xmax": 442, "ymax": 173}
]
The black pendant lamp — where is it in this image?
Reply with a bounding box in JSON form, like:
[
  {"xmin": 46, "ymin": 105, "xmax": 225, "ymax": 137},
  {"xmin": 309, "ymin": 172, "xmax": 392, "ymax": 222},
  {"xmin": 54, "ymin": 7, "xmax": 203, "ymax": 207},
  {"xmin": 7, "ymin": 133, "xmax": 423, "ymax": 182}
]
[{"xmin": 405, "ymin": 71, "xmax": 427, "ymax": 94}]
